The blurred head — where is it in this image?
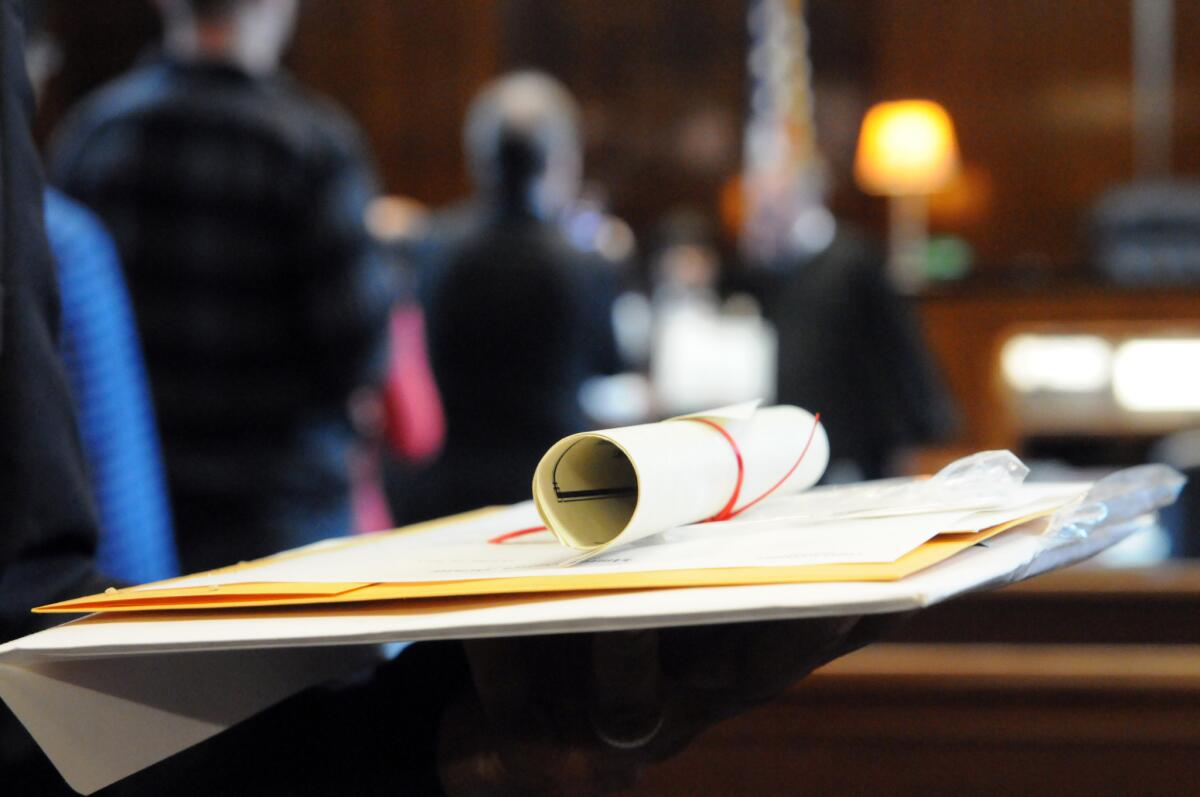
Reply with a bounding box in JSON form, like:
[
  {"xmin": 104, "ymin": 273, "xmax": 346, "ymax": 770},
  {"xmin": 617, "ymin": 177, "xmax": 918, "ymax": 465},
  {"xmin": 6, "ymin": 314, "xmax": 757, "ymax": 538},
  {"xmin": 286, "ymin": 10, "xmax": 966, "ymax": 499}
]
[
  {"xmin": 464, "ymin": 71, "xmax": 581, "ymax": 219},
  {"xmin": 157, "ymin": 0, "xmax": 299, "ymax": 75}
]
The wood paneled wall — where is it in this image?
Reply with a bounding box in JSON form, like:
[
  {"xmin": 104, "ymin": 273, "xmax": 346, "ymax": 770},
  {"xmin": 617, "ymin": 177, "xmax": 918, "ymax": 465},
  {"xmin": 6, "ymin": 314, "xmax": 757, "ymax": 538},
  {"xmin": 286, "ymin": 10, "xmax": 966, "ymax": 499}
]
[
  {"xmin": 40, "ymin": 0, "xmax": 500, "ymax": 207},
  {"xmin": 870, "ymin": 0, "xmax": 1136, "ymax": 271},
  {"xmin": 287, "ymin": 0, "xmax": 500, "ymax": 206},
  {"xmin": 39, "ymin": 1, "xmax": 1199, "ymax": 273},
  {"xmin": 500, "ymin": 0, "xmax": 747, "ymax": 246}
]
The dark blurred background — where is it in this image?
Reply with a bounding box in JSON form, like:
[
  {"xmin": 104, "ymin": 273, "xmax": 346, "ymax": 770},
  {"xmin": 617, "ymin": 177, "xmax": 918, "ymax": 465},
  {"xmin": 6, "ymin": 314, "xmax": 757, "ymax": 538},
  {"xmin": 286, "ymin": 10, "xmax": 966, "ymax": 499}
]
[
  {"xmin": 38, "ymin": 0, "xmax": 1200, "ymax": 532},
  {"xmin": 39, "ymin": 0, "xmax": 1200, "ymax": 271}
]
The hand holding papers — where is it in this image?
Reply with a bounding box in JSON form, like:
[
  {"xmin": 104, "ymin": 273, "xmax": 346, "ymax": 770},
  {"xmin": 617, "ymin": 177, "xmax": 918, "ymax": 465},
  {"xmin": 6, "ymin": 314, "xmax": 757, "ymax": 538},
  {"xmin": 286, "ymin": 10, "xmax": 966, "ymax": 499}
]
[
  {"xmin": 439, "ymin": 614, "xmax": 902, "ymax": 794},
  {"xmin": 533, "ymin": 402, "xmax": 829, "ymax": 550}
]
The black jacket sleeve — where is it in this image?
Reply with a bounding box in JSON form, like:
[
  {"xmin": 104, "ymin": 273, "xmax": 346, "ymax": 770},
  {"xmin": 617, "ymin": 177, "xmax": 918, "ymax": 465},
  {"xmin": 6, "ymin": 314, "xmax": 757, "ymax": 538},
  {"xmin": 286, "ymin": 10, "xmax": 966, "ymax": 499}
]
[
  {"xmin": 1, "ymin": 0, "xmax": 114, "ymax": 786},
  {"xmin": 0, "ymin": 0, "xmax": 105, "ymax": 653}
]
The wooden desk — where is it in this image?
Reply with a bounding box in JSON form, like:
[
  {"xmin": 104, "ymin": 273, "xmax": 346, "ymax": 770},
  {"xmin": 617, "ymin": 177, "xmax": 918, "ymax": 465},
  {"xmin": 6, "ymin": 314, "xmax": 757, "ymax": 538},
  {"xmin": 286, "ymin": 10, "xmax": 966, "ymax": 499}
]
[
  {"xmin": 629, "ymin": 562, "xmax": 1200, "ymax": 796},
  {"xmin": 898, "ymin": 560, "xmax": 1200, "ymax": 645},
  {"xmin": 633, "ymin": 643, "xmax": 1200, "ymax": 796}
]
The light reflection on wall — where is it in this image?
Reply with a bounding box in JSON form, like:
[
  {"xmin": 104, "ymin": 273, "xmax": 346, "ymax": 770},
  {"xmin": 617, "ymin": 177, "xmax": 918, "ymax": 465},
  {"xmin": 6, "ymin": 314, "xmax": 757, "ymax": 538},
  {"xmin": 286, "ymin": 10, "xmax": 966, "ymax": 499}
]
[
  {"xmin": 1113, "ymin": 340, "xmax": 1200, "ymax": 412},
  {"xmin": 1001, "ymin": 333, "xmax": 1200, "ymax": 421},
  {"xmin": 1001, "ymin": 334, "xmax": 1112, "ymax": 394}
]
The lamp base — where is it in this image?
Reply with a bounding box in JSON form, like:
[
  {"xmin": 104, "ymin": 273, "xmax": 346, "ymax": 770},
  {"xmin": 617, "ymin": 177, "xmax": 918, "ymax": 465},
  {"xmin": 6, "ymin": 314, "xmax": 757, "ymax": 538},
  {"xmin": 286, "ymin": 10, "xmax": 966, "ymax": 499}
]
[{"xmin": 887, "ymin": 194, "xmax": 929, "ymax": 294}]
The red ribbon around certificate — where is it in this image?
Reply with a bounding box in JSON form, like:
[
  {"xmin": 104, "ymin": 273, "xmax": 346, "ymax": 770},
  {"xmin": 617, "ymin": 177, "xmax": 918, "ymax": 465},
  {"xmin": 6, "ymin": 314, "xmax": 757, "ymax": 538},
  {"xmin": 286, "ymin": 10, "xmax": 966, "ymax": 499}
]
[{"xmin": 488, "ymin": 412, "xmax": 822, "ymax": 544}]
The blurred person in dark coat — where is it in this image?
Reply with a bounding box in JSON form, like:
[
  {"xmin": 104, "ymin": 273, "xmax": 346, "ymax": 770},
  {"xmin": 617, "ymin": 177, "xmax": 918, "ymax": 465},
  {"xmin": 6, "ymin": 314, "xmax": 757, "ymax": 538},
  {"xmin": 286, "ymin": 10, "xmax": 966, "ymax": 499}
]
[
  {"xmin": 766, "ymin": 228, "xmax": 958, "ymax": 481},
  {"xmin": 395, "ymin": 71, "xmax": 621, "ymax": 523},
  {"xmin": 49, "ymin": 0, "xmax": 392, "ymax": 571}
]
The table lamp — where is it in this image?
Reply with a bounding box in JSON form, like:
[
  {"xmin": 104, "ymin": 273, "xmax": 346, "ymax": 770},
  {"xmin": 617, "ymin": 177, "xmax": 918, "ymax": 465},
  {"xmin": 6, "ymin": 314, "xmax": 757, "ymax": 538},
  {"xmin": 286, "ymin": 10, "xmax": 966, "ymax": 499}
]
[{"xmin": 854, "ymin": 99, "xmax": 961, "ymax": 292}]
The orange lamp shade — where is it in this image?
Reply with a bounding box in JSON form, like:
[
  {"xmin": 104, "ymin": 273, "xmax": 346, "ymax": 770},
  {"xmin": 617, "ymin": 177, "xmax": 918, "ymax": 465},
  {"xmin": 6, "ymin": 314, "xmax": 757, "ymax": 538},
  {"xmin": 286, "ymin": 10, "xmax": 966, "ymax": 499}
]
[{"xmin": 854, "ymin": 100, "xmax": 961, "ymax": 196}]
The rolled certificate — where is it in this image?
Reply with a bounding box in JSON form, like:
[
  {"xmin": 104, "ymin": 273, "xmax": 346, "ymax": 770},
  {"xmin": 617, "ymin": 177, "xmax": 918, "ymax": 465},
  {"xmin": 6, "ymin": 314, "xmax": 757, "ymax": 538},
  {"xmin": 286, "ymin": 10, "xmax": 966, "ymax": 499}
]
[{"xmin": 532, "ymin": 403, "xmax": 829, "ymax": 551}]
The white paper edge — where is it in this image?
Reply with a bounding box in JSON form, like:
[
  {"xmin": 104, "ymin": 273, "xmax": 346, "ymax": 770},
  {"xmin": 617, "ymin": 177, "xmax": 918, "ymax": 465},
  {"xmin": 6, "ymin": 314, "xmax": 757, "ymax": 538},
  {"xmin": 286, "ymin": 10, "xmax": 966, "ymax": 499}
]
[
  {"xmin": 0, "ymin": 515, "xmax": 1149, "ymax": 794},
  {"xmin": 0, "ymin": 644, "xmax": 381, "ymax": 795},
  {"xmin": 671, "ymin": 399, "xmax": 763, "ymax": 421}
]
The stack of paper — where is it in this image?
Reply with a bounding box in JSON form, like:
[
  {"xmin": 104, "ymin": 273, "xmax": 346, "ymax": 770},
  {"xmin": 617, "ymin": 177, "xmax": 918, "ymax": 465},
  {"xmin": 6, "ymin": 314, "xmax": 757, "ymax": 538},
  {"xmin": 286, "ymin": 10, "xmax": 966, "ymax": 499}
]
[
  {"xmin": 0, "ymin": 499, "xmax": 1159, "ymax": 795},
  {"xmin": 34, "ymin": 481, "xmax": 1090, "ymax": 614},
  {"xmin": 0, "ymin": 404, "xmax": 1185, "ymax": 793}
]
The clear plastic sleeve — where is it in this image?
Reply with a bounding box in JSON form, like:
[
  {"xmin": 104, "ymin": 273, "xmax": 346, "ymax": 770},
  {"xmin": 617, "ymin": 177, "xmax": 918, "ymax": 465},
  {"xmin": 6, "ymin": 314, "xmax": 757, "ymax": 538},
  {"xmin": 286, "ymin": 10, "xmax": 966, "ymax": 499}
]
[{"xmin": 1045, "ymin": 463, "xmax": 1186, "ymax": 540}]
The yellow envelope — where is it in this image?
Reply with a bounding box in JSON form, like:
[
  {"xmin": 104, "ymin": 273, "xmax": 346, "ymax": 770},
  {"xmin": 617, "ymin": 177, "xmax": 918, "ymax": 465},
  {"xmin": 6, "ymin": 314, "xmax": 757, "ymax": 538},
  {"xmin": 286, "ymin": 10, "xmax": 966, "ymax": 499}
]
[{"xmin": 35, "ymin": 511, "xmax": 1026, "ymax": 614}]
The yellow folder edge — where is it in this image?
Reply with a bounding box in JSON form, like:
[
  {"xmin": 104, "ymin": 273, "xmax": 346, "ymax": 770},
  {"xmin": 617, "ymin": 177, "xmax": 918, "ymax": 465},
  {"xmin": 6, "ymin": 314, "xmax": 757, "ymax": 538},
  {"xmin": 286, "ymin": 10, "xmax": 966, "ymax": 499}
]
[
  {"xmin": 34, "ymin": 507, "xmax": 499, "ymax": 612},
  {"xmin": 35, "ymin": 509, "xmax": 1037, "ymax": 614}
]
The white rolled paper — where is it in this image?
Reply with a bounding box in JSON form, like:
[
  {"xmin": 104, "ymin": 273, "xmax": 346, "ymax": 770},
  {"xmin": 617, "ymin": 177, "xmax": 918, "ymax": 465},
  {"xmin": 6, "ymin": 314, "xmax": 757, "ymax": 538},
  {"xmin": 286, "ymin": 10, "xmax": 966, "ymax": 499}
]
[{"xmin": 532, "ymin": 404, "xmax": 829, "ymax": 551}]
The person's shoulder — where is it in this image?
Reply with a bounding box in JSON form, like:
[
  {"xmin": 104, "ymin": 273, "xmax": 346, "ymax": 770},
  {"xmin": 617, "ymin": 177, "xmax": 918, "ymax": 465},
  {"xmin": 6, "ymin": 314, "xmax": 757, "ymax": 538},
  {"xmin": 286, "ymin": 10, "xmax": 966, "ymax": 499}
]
[
  {"xmin": 782, "ymin": 224, "xmax": 887, "ymax": 289},
  {"xmin": 535, "ymin": 221, "xmax": 614, "ymax": 279},
  {"xmin": 424, "ymin": 203, "xmax": 488, "ymax": 254},
  {"xmin": 826, "ymin": 225, "xmax": 885, "ymax": 269},
  {"xmin": 264, "ymin": 72, "xmax": 371, "ymax": 163},
  {"xmin": 50, "ymin": 61, "xmax": 173, "ymax": 165},
  {"xmin": 155, "ymin": 65, "xmax": 367, "ymax": 165},
  {"xmin": 505, "ymin": 219, "xmax": 616, "ymax": 297}
]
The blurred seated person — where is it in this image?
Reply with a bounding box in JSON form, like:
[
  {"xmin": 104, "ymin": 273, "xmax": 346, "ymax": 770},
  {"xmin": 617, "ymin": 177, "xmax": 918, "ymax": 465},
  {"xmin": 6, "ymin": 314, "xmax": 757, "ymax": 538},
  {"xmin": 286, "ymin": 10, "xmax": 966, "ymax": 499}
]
[
  {"xmin": 49, "ymin": 0, "xmax": 392, "ymax": 571},
  {"xmin": 23, "ymin": 0, "xmax": 177, "ymax": 584},
  {"xmin": 763, "ymin": 226, "xmax": 958, "ymax": 481},
  {"xmin": 393, "ymin": 71, "xmax": 620, "ymax": 523}
]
